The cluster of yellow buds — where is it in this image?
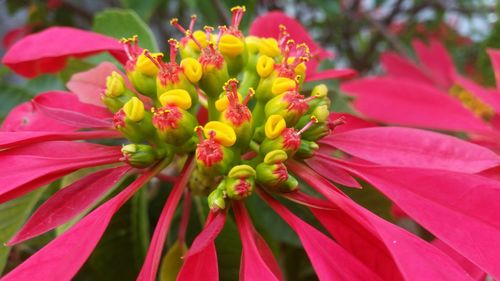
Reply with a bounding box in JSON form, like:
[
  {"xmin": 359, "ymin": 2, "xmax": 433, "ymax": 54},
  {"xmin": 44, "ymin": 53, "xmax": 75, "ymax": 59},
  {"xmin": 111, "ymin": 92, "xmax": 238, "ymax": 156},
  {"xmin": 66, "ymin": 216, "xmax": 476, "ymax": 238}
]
[{"xmin": 102, "ymin": 6, "xmax": 336, "ymax": 210}]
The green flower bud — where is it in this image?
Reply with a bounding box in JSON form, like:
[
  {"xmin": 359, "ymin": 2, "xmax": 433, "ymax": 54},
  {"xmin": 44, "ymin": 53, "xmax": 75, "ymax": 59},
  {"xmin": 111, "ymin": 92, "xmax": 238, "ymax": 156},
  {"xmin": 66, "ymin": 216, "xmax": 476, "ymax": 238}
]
[
  {"xmin": 208, "ymin": 186, "xmax": 226, "ymax": 211},
  {"xmin": 152, "ymin": 105, "xmax": 198, "ymax": 146},
  {"xmin": 121, "ymin": 144, "xmax": 161, "ymax": 168},
  {"xmin": 295, "ymin": 140, "xmax": 319, "ymax": 159},
  {"xmin": 256, "ymin": 150, "xmax": 298, "ymax": 192},
  {"xmin": 225, "ymin": 165, "xmax": 256, "ymax": 200}
]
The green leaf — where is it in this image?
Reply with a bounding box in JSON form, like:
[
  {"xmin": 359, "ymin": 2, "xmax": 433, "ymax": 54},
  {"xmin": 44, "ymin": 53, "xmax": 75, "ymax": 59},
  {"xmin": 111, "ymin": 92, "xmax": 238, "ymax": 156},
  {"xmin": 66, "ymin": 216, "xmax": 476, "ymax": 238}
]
[
  {"xmin": 24, "ymin": 75, "xmax": 65, "ymax": 94},
  {"xmin": 76, "ymin": 180, "xmax": 149, "ymax": 281},
  {"xmin": 0, "ymin": 188, "xmax": 46, "ymax": 274},
  {"xmin": 0, "ymin": 84, "xmax": 34, "ymax": 121},
  {"xmin": 59, "ymin": 58, "xmax": 96, "ymax": 83},
  {"xmin": 92, "ymin": 9, "xmax": 159, "ymax": 52},
  {"xmin": 159, "ymin": 240, "xmax": 188, "ymax": 281},
  {"xmin": 119, "ymin": 0, "xmax": 163, "ymax": 21},
  {"xmin": 215, "ymin": 217, "xmax": 241, "ymax": 281}
]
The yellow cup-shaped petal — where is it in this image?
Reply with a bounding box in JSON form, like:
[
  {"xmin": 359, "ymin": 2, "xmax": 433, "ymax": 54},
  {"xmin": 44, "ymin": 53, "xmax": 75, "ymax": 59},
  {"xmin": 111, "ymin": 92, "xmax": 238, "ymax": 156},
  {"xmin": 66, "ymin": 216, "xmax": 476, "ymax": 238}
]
[
  {"xmin": 181, "ymin": 58, "xmax": 203, "ymax": 83},
  {"xmin": 245, "ymin": 36, "xmax": 261, "ymax": 54},
  {"xmin": 159, "ymin": 89, "xmax": 192, "ymax": 110},
  {"xmin": 271, "ymin": 77, "xmax": 295, "ymax": 95},
  {"xmin": 228, "ymin": 164, "xmax": 256, "ymax": 178},
  {"xmin": 123, "ymin": 97, "xmax": 145, "ymax": 122},
  {"xmin": 259, "ymin": 38, "xmax": 281, "ymax": 57},
  {"xmin": 215, "ymin": 92, "xmax": 243, "ymax": 112},
  {"xmin": 105, "ymin": 71, "xmax": 125, "ymax": 97},
  {"xmin": 188, "ymin": 30, "xmax": 210, "ymax": 50},
  {"xmin": 263, "ymin": 149, "xmax": 288, "ymax": 164},
  {"xmin": 218, "ymin": 34, "xmax": 244, "ymax": 57},
  {"xmin": 265, "ymin": 114, "xmax": 286, "ymax": 139},
  {"xmin": 136, "ymin": 50, "xmax": 162, "ymax": 76},
  {"xmin": 256, "ymin": 55, "xmax": 275, "ymax": 78},
  {"xmin": 204, "ymin": 121, "xmax": 236, "ymax": 147}
]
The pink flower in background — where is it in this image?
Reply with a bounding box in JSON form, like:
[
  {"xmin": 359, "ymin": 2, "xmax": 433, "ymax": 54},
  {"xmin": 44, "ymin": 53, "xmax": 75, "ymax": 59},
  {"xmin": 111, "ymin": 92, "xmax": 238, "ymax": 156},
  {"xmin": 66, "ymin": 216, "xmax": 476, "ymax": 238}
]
[{"xmin": 0, "ymin": 8, "xmax": 499, "ymax": 281}]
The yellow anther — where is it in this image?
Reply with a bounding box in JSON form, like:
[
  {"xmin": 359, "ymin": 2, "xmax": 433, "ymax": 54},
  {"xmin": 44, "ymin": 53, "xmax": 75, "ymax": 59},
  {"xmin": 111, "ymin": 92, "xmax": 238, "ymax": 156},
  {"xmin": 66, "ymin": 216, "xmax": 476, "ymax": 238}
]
[
  {"xmin": 259, "ymin": 38, "xmax": 281, "ymax": 57},
  {"xmin": 218, "ymin": 34, "xmax": 244, "ymax": 57},
  {"xmin": 230, "ymin": 5, "xmax": 246, "ymax": 12},
  {"xmin": 271, "ymin": 77, "xmax": 295, "ymax": 95},
  {"xmin": 170, "ymin": 18, "xmax": 179, "ymax": 25},
  {"xmin": 105, "ymin": 71, "xmax": 125, "ymax": 97},
  {"xmin": 215, "ymin": 93, "xmax": 243, "ymax": 112},
  {"xmin": 449, "ymin": 84, "xmax": 495, "ymax": 120},
  {"xmin": 256, "ymin": 55, "xmax": 275, "ymax": 78},
  {"xmin": 181, "ymin": 58, "xmax": 202, "ymax": 83},
  {"xmin": 119, "ymin": 35, "xmax": 138, "ymax": 44},
  {"xmin": 312, "ymin": 84, "xmax": 328, "ymax": 98},
  {"xmin": 123, "ymin": 97, "xmax": 145, "ymax": 122},
  {"xmin": 136, "ymin": 50, "xmax": 162, "ymax": 76},
  {"xmin": 204, "ymin": 121, "xmax": 237, "ymax": 147},
  {"xmin": 228, "ymin": 164, "xmax": 256, "ymax": 178},
  {"xmin": 159, "ymin": 89, "xmax": 192, "ymax": 110},
  {"xmin": 263, "ymin": 150, "xmax": 288, "ymax": 164},
  {"xmin": 265, "ymin": 115, "xmax": 286, "ymax": 139},
  {"xmin": 245, "ymin": 36, "xmax": 261, "ymax": 54}
]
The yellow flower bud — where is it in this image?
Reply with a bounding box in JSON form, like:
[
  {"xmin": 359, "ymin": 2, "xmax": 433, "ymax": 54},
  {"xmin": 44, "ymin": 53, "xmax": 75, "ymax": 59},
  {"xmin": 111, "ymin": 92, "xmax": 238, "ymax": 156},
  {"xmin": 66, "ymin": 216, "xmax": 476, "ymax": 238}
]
[
  {"xmin": 271, "ymin": 77, "xmax": 295, "ymax": 95},
  {"xmin": 259, "ymin": 38, "xmax": 281, "ymax": 57},
  {"xmin": 312, "ymin": 84, "xmax": 328, "ymax": 98},
  {"xmin": 313, "ymin": 105, "xmax": 329, "ymax": 122},
  {"xmin": 123, "ymin": 97, "xmax": 145, "ymax": 122},
  {"xmin": 256, "ymin": 55, "xmax": 275, "ymax": 78},
  {"xmin": 204, "ymin": 121, "xmax": 236, "ymax": 147},
  {"xmin": 218, "ymin": 34, "xmax": 245, "ymax": 57},
  {"xmin": 105, "ymin": 71, "xmax": 125, "ymax": 97},
  {"xmin": 136, "ymin": 50, "xmax": 162, "ymax": 76},
  {"xmin": 181, "ymin": 58, "xmax": 203, "ymax": 83},
  {"xmin": 159, "ymin": 89, "xmax": 192, "ymax": 110},
  {"xmin": 228, "ymin": 164, "xmax": 256, "ymax": 178},
  {"xmin": 265, "ymin": 115, "xmax": 286, "ymax": 139},
  {"xmin": 188, "ymin": 30, "xmax": 210, "ymax": 50},
  {"xmin": 245, "ymin": 36, "xmax": 261, "ymax": 54}
]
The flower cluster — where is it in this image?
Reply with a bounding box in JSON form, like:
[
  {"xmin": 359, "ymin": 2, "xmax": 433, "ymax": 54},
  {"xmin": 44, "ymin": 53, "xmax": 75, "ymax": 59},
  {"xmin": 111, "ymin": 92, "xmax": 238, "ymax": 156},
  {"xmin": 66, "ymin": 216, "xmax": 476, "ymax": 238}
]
[{"xmin": 2, "ymin": 7, "xmax": 500, "ymax": 281}]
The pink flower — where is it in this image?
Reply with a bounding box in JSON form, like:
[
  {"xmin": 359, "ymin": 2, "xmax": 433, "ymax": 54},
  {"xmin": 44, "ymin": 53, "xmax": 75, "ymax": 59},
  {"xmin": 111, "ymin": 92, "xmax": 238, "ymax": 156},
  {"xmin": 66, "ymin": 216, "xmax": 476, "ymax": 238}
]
[
  {"xmin": 342, "ymin": 40, "xmax": 500, "ymax": 151},
  {"xmin": 1, "ymin": 8, "xmax": 500, "ymax": 281}
]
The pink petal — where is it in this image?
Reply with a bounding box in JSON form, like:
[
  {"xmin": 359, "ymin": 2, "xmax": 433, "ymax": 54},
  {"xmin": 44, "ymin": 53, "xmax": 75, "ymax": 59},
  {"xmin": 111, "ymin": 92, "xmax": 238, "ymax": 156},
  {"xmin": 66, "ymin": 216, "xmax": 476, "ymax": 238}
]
[
  {"xmin": 1, "ymin": 167, "xmax": 158, "ymax": 281},
  {"xmin": 2, "ymin": 101, "xmax": 76, "ymax": 132},
  {"xmin": 342, "ymin": 163, "xmax": 500, "ymax": 278},
  {"xmin": 137, "ymin": 158, "xmax": 195, "ymax": 281},
  {"xmin": 487, "ymin": 49, "xmax": 500, "ymax": 89},
  {"xmin": 0, "ymin": 141, "xmax": 121, "ymax": 203},
  {"xmin": 322, "ymin": 126, "xmax": 500, "ymax": 173},
  {"xmin": 304, "ymin": 68, "xmax": 357, "ymax": 82},
  {"xmin": 289, "ymin": 161, "xmax": 475, "ymax": 280},
  {"xmin": 2, "ymin": 27, "xmax": 127, "ymax": 78},
  {"xmin": 305, "ymin": 156, "xmax": 361, "ymax": 188},
  {"xmin": 32, "ymin": 91, "xmax": 113, "ymax": 128},
  {"xmin": 281, "ymin": 191, "xmax": 334, "ymax": 210},
  {"xmin": 380, "ymin": 52, "xmax": 434, "ymax": 85},
  {"xmin": 341, "ymin": 77, "xmax": 492, "ymax": 133},
  {"xmin": 184, "ymin": 211, "xmax": 226, "ymax": 258},
  {"xmin": 412, "ymin": 40, "xmax": 455, "ymax": 88},
  {"xmin": 260, "ymin": 190, "xmax": 384, "ymax": 281},
  {"xmin": 233, "ymin": 201, "xmax": 282, "ymax": 281},
  {"xmin": 0, "ymin": 130, "xmax": 121, "ymax": 149},
  {"xmin": 176, "ymin": 244, "xmax": 218, "ymax": 281},
  {"xmin": 8, "ymin": 166, "xmax": 130, "ymax": 245},
  {"xmin": 432, "ymin": 239, "xmax": 486, "ymax": 280},
  {"xmin": 177, "ymin": 211, "xmax": 225, "ymax": 281},
  {"xmin": 66, "ymin": 62, "xmax": 120, "ymax": 107}
]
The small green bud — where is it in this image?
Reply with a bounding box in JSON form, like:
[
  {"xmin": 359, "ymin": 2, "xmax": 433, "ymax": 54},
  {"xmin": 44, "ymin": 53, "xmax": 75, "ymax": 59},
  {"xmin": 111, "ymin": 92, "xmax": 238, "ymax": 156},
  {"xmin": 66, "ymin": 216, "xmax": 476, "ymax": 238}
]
[
  {"xmin": 121, "ymin": 144, "xmax": 160, "ymax": 168},
  {"xmin": 208, "ymin": 186, "xmax": 226, "ymax": 211},
  {"xmin": 225, "ymin": 165, "xmax": 256, "ymax": 200}
]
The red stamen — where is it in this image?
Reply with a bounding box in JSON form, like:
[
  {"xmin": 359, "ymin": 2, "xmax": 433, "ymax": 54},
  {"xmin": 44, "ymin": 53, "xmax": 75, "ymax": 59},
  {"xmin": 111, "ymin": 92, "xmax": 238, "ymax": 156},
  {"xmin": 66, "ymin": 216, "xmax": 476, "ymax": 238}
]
[
  {"xmin": 189, "ymin": 15, "xmax": 197, "ymax": 32},
  {"xmin": 195, "ymin": 126, "xmax": 204, "ymax": 143},
  {"xmin": 186, "ymin": 30, "xmax": 203, "ymax": 50},
  {"xmin": 328, "ymin": 116, "xmax": 346, "ymax": 131},
  {"xmin": 170, "ymin": 18, "xmax": 187, "ymax": 34},
  {"xmin": 297, "ymin": 116, "xmax": 319, "ymax": 135},
  {"xmin": 143, "ymin": 50, "xmax": 163, "ymax": 70},
  {"xmin": 243, "ymin": 88, "xmax": 254, "ymax": 106},
  {"xmin": 216, "ymin": 26, "xmax": 227, "ymax": 48},
  {"xmin": 204, "ymin": 26, "xmax": 214, "ymax": 42},
  {"xmin": 168, "ymin": 38, "xmax": 179, "ymax": 63},
  {"xmin": 230, "ymin": 6, "xmax": 246, "ymax": 29}
]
